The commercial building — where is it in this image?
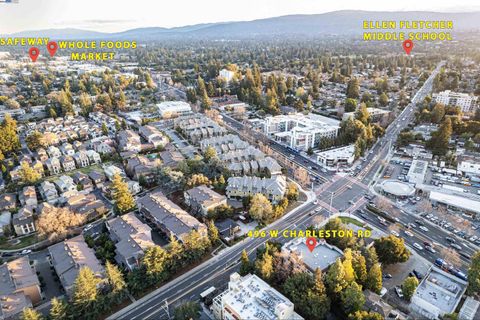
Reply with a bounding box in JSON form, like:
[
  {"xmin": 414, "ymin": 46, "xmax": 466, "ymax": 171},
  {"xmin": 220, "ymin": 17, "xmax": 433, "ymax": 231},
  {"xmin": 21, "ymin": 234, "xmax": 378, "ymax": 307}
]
[
  {"xmin": 315, "ymin": 145, "xmax": 355, "ymax": 169},
  {"xmin": 48, "ymin": 235, "xmax": 105, "ymax": 296},
  {"xmin": 429, "ymin": 190, "xmax": 480, "ymax": 215},
  {"xmin": 106, "ymin": 212, "xmax": 155, "ymax": 271},
  {"xmin": 212, "ymin": 272, "xmax": 304, "ymax": 320},
  {"xmin": 263, "ymin": 114, "xmax": 340, "ymax": 151},
  {"xmin": 379, "ymin": 180, "xmax": 415, "ymax": 198},
  {"xmin": 458, "ymin": 297, "xmax": 480, "ymax": 320},
  {"xmin": 156, "ymin": 101, "xmax": 192, "ymax": 118},
  {"xmin": 137, "ymin": 191, "xmax": 207, "ymax": 242},
  {"xmin": 457, "ymin": 154, "xmax": 480, "ymax": 176},
  {"xmin": 0, "ymin": 257, "xmax": 42, "ymax": 319},
  {"xmin": 411, "ymin": 266, "xmax": 467, "ymax": 319},
  {"xmin": 282, "ymin": 238, "xmax": 343, "ymax": 271},
  {"xmin": 407, "ymin": 160, "xmax": 429, "ymax": 185},
  {"xmin": 433, "ymin": 90, "xmax": 478, "ymax": 113}
]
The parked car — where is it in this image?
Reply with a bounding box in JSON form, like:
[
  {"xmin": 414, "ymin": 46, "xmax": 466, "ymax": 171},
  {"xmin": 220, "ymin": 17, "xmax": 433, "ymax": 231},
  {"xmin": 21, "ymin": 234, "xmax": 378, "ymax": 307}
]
[
  {"xmin": 395, "ymin": 286, "xmax": 404, "ymax": 298},
  {"xmin": 413, "ymin": 270, "xmax": 423, "ymax": 280}
]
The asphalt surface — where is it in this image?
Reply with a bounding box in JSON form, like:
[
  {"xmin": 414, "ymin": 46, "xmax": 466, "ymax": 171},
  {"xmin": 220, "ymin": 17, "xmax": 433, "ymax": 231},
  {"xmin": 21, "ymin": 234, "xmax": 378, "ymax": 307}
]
[{"xmin": 110, "ymin": 61, "xmax": 450, "ymax": 319}]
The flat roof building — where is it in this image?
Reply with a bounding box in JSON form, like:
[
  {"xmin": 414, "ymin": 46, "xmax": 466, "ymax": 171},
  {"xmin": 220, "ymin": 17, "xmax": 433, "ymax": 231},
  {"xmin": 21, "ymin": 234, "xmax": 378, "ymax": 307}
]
[
  {"xmin": 263, "ymin": 114, "xmax": 340, "ymax": 151},
  {"xmin": 282, "ymin": 238, "xmax": 343, "ymax": 271},
  {"xmin": 315, "ymin": 145, "xmax": 355, "ymax": 169},
  {"xmin": 407, "ymin": 160, "xmax": 429, "ymax": 185},
  {"xmin": 429, "ymin": 190, "xmax": 480, "ymax": 215},
  {"xmin": 156, "ymin": 101, "xmax": 192, "ymax": 118},
  {"xmin": 411, "ymin": 266, "xmax": 467, "ymax": 319},
  {"xmin": 212, "ymin": 272, "xmax": 304, "ymax": 320},
  {"xmin": 433, "ymin": 90, "xmax": 478, "ymax": 114}
]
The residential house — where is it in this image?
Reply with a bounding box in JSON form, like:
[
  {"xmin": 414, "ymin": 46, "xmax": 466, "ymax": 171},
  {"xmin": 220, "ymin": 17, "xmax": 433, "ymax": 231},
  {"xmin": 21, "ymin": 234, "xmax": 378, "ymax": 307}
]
[
  {"xmin": 47, "ymin": 146, "xmax": 61, "ymax": 158},
  {"xmin": 88, "ymin": 171, "xmax": 106, "ymax": 189},
  {"xmin": 0, "ymin": 194, "xmax": 16, "ymax": 211},
  {"xmin": 138, "ymin": 125, "xmax": 169, "ymax": 149},
  {"xmin": 226, "ymin": 175, "xmax": 287, "ymax": 203},
  {"xmin": 118, "ymin": 130, "xmax": 141, "ymax": 152},
  {"xmin": 103, "ymin": 165, "xmax": 125, "ymax": 181},
  {"xmin": 184, "ymin": 185, "xmax": 227, "ymax": 216},
  {"xmin": 159, "ymin": 149, "xmax": 185, "ymax": 168},
  {"xmin": 12, "ymin": 207, "xmax": 36, "ymax": 236},
  {"xmin": 127, "ymin": 180, "xmax": 142, "ymax": 195},
  {"xmin": 54, "ymin": 175, "xmax": 76, "ymax": 195},
  {"xmin": 45, "ymin": 157, "xmax": 62, "ymax": 175},
  {"xmin": 48, "ymin": 235, "xmax": 105, "ymax": 296},
  {"xmin": 86, "ymin": 150, "xmax": 101, "ymax": 164},
  {"xmin": 36, "ymin": 148, "xmax": 48, "ymax": 162},
  {"xmin": 60, "ymin": 143, "xmax": 75, "ymax": 156},
  {"xmin": 38, "ymin": 181, "xmax": 58, "ymax": 203},
  {"xmin": 138, "ymin": 191, "xmax": 207, "ymax": 242},
  {"xmin": 106, "ymin": 213, "xmax": 155, "ymax": 271},
  {"xmin": 73, "ymin": 150, "xmax": 90, "ymax": 168},
  {"xmin": 61, "ymin": 155, "xmax": 76, "ymax": 172},
  {"xmin": 66, "ymin": 194, "xmax": 107, "ymax": 220},
  {"xmin": 72, "ymin": 172, "xmax": 93, "ymax": 192},
  {"xmin": 125, "ymin": 155, "xmax": 162, "ymax": 183},
  {"xmin": 19, "ymin": 186, "xmax": 37, "ymax": 209},
  {"xmin": 0, "ymin": 257, "xmax": 42, "ymax": 319},
  {"xmin": 31, "ymin": 161, "xmax": 44, "ymax": 177}
]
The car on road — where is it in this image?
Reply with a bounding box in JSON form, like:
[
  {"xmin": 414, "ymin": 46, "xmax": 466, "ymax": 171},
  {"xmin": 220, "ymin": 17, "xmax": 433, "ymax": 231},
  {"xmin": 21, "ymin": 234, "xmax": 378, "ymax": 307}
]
[
  {"xmin": 445, "ymin": 237, "xmax": 456, "ymax": 243},
  {"xmin": 84, "ymin": 224, "xmax": 93, "ymax": 232},
  {"xmin": 413, "ymin": 270, "xmax": 423, "ymax": 280},
  {"xmin": 384, "ymin": 273, "xmax": 392, "ymax": 279},
  {"xmin": 425, "ymin": 246, "xmax": 436, "ymax": 253},
  {"xmin": 408, "ymin": 223, "xmax": 417, "ymax": 229},
  {"xmin": 419, "ymin": 226, "xmax": 429, "ymax": 232},
  {"xmin": 390, "ymin": 230, "xmax": 400, "ymax": 237},
  {"xmin": 413, "ymin": 243, "xmax": 423, "ymax": 250},
  {"xmin": 414, "ymin": 219, "xmax": 424, "ymax": 226},
  {"xmin": 450, "ymin": 243, "xmax": 462, "ymax": 250},
  {"xmin": 404, "ymin": 230, "xmax": 414, "ymax": 237},
  {"xmin": 20, "ymin": 249, "xmax": 32, "ymax": 255},
  {"xmin": 313, "ymin": 200, "xmax": 318, "ymax": 205}
]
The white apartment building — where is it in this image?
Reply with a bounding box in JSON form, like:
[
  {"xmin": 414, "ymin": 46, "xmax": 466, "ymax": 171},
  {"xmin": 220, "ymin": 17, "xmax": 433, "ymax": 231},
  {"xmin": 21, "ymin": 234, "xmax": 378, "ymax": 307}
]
[
  {"xmin": 212, "ymin": 272, "xmax": 304, "ymax": 320},
  {"xmin": 342, "ymin": 107, "xmax": 390, "ymax": 122},
  {"xmin": 315, "ymin": 145, "xmax": 355, "ymax": 169},
  {"xmin": 156, "ymin": 101, "xmax": 192, "ymax": 118},
  {"xmin": 434, "ymin": 90, "xmax": 478, "ymax": 113},
  {"xmin": 263, "ymin": 114, "xmax": 340, "ymax": 151},
  {"xmin": 219, "ymin": 69, "xmax": 235, "ymax": 83}
]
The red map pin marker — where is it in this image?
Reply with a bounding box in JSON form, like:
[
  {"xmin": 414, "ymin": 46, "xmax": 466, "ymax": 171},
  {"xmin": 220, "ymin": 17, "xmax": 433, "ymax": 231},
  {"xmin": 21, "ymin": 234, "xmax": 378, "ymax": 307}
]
[
  {"xmin": 306, "ymin": 237, "xmax": 317, "ymax": 252},
  {"xmin": 402, "ymin": 39, "xmax": 414, "ymax": 55},
  {"xmin": 47, "ymin": 41, "xmax": 58, "ymax": 57},
  {"xmin": 29, "ymin": 47, "xmax": 39, "ymax": 62}
]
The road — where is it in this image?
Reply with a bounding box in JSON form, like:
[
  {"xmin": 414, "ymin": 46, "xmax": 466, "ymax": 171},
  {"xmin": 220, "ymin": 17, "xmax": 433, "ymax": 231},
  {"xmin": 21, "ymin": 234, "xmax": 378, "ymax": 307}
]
[{"xmin": 110, "ymin": 61, "xmax": 447, "ymax": 319}]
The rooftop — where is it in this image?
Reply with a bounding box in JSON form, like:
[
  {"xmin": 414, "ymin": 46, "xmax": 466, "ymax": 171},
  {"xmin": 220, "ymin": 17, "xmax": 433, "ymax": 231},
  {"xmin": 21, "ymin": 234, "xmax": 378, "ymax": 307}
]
[
  {"xmin": 282, "ymin": 238, "xmax": 343, "ymax": 271},
  {"xmin": 379, "ymin": 180, "xmax": 415, "ymax": 197}
]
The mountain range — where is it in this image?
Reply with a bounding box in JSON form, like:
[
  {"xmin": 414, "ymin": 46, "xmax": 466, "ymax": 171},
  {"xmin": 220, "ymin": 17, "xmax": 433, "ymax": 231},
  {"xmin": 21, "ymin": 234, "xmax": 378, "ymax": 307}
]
[{"xmin": 5, "ymin": 10, "xmax": 480, "ymax": 40}]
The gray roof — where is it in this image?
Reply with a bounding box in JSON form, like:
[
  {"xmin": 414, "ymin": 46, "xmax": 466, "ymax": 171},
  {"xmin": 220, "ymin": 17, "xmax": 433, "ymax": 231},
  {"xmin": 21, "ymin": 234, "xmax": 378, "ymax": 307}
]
[{"xmin": 185, "ymin": 185, "xmax": 226, "ymax": 208}]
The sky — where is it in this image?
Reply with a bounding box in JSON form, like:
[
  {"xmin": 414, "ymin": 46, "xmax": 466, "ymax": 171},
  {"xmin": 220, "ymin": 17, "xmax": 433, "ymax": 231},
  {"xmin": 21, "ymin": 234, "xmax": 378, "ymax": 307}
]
[{"xmin": 0, "ymin": 0, "xmax": 479, "ymax": 34}]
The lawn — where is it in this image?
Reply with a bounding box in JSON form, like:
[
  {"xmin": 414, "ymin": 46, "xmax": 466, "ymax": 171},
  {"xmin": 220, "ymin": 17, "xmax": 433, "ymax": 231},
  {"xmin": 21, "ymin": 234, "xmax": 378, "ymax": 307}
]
[
  {"xmin": 340, "ymin": 216, "xmax": 371, "ymax": 230},
  {"xmin": 0, "ymin": 234, "xmax": 40, "ymax": 250}
]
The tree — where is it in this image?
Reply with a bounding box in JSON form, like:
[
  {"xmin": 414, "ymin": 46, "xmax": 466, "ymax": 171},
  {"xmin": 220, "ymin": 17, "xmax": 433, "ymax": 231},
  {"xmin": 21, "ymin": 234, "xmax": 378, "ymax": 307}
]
[
  {"xmin": 143, "ymin": 246, "xmax": 169, "ymax": 277},
  {"xmin": 37, "ymin": 205, "xmax": 85, "ymax": 240},
  {"xmin": 0, "ymin": 114, "xmax": 20, "ymax": 155},
  {"xmin": 366, "ymin": 263, "xmax": 383, "ymax": 294},
  {"xmin": 342, "ymin": 249, "xmax": 356, "ymax": 284},
  {"xmin": 72, "ymin": 267, "xmax": 101, "ymax": 318},
  {"xmin": 240, "ymin": 249, "xmax": 253, "ymax": 275},
  {"xmin": 203, "ymin": 146, "xmax": 218, "ymax": 161},
  {"xmin": 207, "ymin": 220, "xmax": 219, "ymax": 244},
  {"xmin": 186, "ymin": 174, "xmax": 210, "ymax": 188},
  {"xmin": 345, "ymin": 98, "xmax": 358, "ymax": 112},
  {"xmin": 355, "ymin": 103, "xmax": 370, "ymax": 125},
  {"xmin": 378, "ymin": 92, "xmax": 389, "ymax": 107},
  {"xmin": 255, "ymin": 250, "xmax": 274, "ymax": 281},
  {"xmin": 346, "ymin": 78, "xmax": 360, "ymax": 99},
  {"xmin": 467, "ymin": 251, "xmax": 480, "ymax": 296},
  {"xmin": 49, "ymin": 297, "xmax": 68, "ymax": 320},
  {"xmin": 249, "ymin": 193, "xmax": 274, "ymax": 224},
  {"xmin": 20, "ymin": 308, "xmax": 43, "ymax": 320},
  {"xmin": 351, "ymin": 251, "xmax": 367, "ymax": 286},
  {"xmin": 78, "ymin": 92, "xmax": 93, "ymax": 115},
  {"xmin": 431, "ymin": 103, "xmax": 446, "ymax": 123},
  {"xmin": 173, "ymin": 301, "xmax": 201, "ymax": 320},
  {"xmin": 325, "ymin": 258, "xmax": 348, "ymax": 296},
  {"xmin": 105, "ymin": 261, "xmax": 127, "ymax": 303},
  {"xmin": 428, "ymin": 117, "xmax": 452, "ymax": 155},
  {"xmin": 26, "ymin": 131, "xmax": 45, "ymax": 151},
  {"xmin": 111, "ymin": 173, "xmax": 135, "ymax": 213},
  {"xmin": 374, "ymin": 235, "xmax": 410, "ymax": 265},
  {"xmin": 285, "ymin": 182, "xmax": 299, "ymax": 201},
  {"xmin": 348, "ymin": 310, "xmax": 384, "ymax": 320},
  {"xmin": 341, "ymin": 282, "xmax": 365, "ymax": 314},
  {"xmin": 19, "ymin": 161, "xmax": 41, "ymax": 185},
  {"xmin": 402, "ymin": 276, "xmax": 419, "ymax": 301}
]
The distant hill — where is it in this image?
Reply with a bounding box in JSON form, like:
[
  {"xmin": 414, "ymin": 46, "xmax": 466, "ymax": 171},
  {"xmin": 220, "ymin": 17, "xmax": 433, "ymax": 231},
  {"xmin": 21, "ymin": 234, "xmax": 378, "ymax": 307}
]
[{"xmin": 5, "ymin": 10, "xmax": 480, "ymax": 41}]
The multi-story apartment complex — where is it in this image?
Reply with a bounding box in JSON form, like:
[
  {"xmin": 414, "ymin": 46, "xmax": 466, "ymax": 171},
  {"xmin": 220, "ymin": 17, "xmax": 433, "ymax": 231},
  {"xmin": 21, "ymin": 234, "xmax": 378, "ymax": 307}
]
[
  {"xmin": 212, "ymin": 272, "xmax": 304, "ymax": 320},
  {"xmin": 433, "ymin": 90, "xmax": 478, "ymax": 113},
  {"xmin": 156, "ymin": 101, "xmax": 192, "ymax": 118},
  {"xmin": 226, "ymin": 175, "xmax": 287, "ymax": 203},
  {"xmin": 263, "ymin": 114, "xmax": 340, "ymax": 151}
]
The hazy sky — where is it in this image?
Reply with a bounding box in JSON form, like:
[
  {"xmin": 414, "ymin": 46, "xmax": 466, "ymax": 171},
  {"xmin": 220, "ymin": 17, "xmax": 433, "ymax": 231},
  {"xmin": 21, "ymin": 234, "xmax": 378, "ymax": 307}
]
[{"xmin": 0, "ymin": 0, "xmax": 479, "ymax": 33}]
